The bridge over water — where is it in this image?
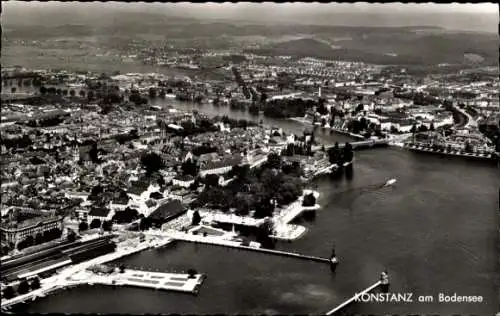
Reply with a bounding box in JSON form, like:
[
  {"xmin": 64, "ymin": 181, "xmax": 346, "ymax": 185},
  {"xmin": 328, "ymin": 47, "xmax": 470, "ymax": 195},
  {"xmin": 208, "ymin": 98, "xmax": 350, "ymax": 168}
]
[{"xmin": 312, "ymin": 139, "xmax": 390, "ymax": 152}]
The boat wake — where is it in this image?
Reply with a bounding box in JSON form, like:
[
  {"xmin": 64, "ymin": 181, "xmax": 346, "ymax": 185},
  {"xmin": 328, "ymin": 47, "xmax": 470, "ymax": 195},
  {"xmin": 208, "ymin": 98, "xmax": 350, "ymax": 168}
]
[{"xmin": 325, "ymin": 179, "xmax": 397, "ymax": 211}]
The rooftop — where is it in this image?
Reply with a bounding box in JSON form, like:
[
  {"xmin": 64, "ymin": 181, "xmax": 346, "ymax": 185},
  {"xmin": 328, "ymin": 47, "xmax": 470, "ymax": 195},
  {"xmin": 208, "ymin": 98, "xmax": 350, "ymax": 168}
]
[
  {"xmin": 148, "ymin": 200, "xmax": 185, "ymax": 222},
  {"xmin": 88, "ymin": 207, "xmax": 111, "ymax": 218}
]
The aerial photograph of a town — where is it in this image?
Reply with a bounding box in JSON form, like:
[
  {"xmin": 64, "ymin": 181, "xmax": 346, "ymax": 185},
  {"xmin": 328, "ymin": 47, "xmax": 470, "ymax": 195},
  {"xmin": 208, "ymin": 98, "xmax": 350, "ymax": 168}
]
[{"xmin": 0, "ymin": 1, "xmax": 499, "ymax": 315}]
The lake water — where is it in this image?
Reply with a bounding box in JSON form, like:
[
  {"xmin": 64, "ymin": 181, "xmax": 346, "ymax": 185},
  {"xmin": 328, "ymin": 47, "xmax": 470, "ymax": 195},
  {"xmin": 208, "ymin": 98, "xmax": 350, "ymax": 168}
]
[{"xmin": 11, "ymin": 97, "xmax": 500, "ymax": 315}]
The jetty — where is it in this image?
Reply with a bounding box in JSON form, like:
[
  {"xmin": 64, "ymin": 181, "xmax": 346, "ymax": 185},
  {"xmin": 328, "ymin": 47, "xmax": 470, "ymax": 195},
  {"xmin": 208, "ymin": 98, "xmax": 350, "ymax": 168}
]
[
  {"xmin": 325, "ymin": 271, "xmax": 390, "ymax": 315},
  {"xmin": 167, "ymin": 230, "xmax": 331, "ymax": 263},
  {"xmin": 325, "ymin": 281, "xmax": 382, "ymax": 315}
]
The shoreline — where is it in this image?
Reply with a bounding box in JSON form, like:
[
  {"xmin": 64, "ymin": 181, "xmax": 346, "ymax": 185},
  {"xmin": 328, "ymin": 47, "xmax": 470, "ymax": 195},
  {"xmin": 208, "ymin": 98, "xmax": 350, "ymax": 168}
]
[
  {"xmin": 270, "ymin": 189, "xmax": 321, "ymax": 241},
  {"xmin": 289, "ymin": 117, "xmax": 366, "ymax": 140},
  {"xmin": 1, "ymin": 237, "xmax": 174, "ymax": 310},
  {"xmin": 403, "ymin": 142, "xmax": 498, "ymax": 162}
]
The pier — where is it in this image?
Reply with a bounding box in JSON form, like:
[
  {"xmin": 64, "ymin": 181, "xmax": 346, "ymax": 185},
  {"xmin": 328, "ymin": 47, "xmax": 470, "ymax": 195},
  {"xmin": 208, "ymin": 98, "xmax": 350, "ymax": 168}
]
[
  {"xmin": 325, "ymin": 281, "xmax": 382, "ymax": 315},
  {"xmin": 238, "ymin": 245, "xmax": 332, "ymax": 263},
  {"xmin": 325, "ymin": 271, "xmax": 389, "ymax": 315},
  {"xmin": 167, "ymin": 231, "xmax": 332, "ymax": 263}
]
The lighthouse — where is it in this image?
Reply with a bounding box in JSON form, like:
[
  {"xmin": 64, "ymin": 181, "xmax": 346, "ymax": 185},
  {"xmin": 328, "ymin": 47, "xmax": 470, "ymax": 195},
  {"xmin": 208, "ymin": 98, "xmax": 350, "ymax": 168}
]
[
  {"xmin": 330, "ymin": 246, "xmax": 339, "ymax": 272},
  {"xmin": 380, "ymin": 269, "xmax": 390, "ymax": 293},
  {"xmin": 318, "ymin": 86, "xmax": 322, "ymax": 98}
]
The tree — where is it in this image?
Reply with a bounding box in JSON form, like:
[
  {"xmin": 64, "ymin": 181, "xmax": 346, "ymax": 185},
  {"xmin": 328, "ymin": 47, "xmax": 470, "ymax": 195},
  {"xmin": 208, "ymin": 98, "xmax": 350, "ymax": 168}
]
[
  {"xmin": 418, "ymin": 125, "xmax": 428, "ymax": 133},
  {"xmin": 327, "ymin": 143, "xmax": 342, "ymax": 165},
  {"xmin": 89, "ymin": 185, "xmax": 104, "ymax": 201},
  {"xmin": 191, "ymin": 211, "xmax": 201, "ymax": 225},
  {"xmin": 429, "ymin": 122, "xmax": 435, "ymax": 131},
  {"xmin": 204, "ymin": 174, "xmax": 220, "ymax": 187},
  {"xmin": 256, "ymin": 218, "xmax": 275, "ymax": 247},
  {"xmin": 79, "ymin": 221, "xmax": 89, "ymax": 232},
  {"xmin": 90, "ymin": 218, "xmax": 102, "ymax": 229},
  {"xmin": 2, "ymin": 286, "xmax": 15, "ymax": 299},
  {"xmin": 302, "ymin": 193, "xmax": 316, "ymax": 207},
  {"xmin": 30, "ymin": 278, "xmax": 41, "ymax": 290},
  {"xmin": 17, "ymin": 280, "xmax": 31, "ymax": 295},
  {"xmin": 35, "ymin": 232, "xmax": 44, "ymax": 245},
  {"xmin": 113, "ymin": 207, "xmax": 139, "ymax": 224},
  {"xmin": 267, "ymin": 153, "xmax": 282, "ymax": 170},
  {"xmin": 25, "ymin": 235, "xmax": 34, "ymax": 248},
  {"xmin": 53, "ymin": 228, "xmax": 62, "ymax": 239},
  {"xmin": 67, "ymin": 229, "xmax": 77, "ymax": 242},
  {"xmin": 316, "ymin": 102, "xmax": 329, "ymax": 115},
  {"xmin": 89, "ymin": 142, "xmax": 100, "ymax": 164},
  {"xmin": 102, "ymin": 220, "xmax": 113, "ymax": 232},
  {"xmin": 139, "ymin": 217, "xmax": 151, "ymax": 231},
  {"xmin": 79, "ymin": 90, "xmax": 86, "ymax": 98},
  {"xmin": 260, "ymin": 92, "xmax": 268, "ymax": 103},
  {"xmin": 148, "ymin": 87, "xmax": 157, "ymax": 99},
  {"xmin": 181, "ymin": 159, "xmax": 198, "ymax": 177},
  {"xmin": 342, "ymin": 142, "xmax": 354, "ymax": 163},
  {"xmin": 17, "ymin": 240, "xmax": 26, "ymax": 251},
  {"xmin": 230, "ymin": 164, "xmax": 250, "ymax": 180},
  {"xmin": 235, "ymin": 193, "xmax": 251, "ymax": 216},
  {"xmin": 119, "ymin": 264, "xmax": 126, "ymax": 273},
  {"xmin": 11, "ymin": 87, "xmax": 17, "ymax": 93},
  {"xmin": 141, "ymin": 152, "xmax": 165, "ymax": 176},
  {"xmin": 187, "ymin": 269, "xmax": 197, "ymax": 279},
  {"xmin": 189, "ymin": 178, "xmax": 200, "ymax": 190},
  {"xmin": 69, "ymin": 89, "xmax": 76, "ymax": 97},
  {"xmin": 40, "ymin": 86, "xmax": 47, "ymax": 95},
  {"xmin": 157, "ymin": 176, "xmax": 166, "ymax": 188}
]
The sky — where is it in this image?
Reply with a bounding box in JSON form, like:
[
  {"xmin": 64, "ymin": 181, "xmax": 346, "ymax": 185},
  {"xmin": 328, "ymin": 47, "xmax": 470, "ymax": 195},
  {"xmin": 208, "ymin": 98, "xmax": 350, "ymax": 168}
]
[{"xmin": 3, "ymin": 2, "xmax": 499, "ymax": 32}]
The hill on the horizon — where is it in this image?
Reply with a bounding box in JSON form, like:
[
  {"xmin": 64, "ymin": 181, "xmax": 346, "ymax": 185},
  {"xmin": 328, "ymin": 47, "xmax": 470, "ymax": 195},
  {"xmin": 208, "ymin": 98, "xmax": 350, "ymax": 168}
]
[
  {"xmin": 245, "ymin": 34, "xmax": 498, "ymax": 66},
  {"xmin": 257, "ymin": 38, "xmax": 336, "ymax": 57}
]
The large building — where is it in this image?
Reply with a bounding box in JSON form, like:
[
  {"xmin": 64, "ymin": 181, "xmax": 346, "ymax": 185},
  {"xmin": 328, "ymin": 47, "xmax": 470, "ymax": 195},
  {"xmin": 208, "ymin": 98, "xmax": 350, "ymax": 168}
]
[{"xmin": 1, "ymin": 208, "xmax": 64, "ymax": 246}]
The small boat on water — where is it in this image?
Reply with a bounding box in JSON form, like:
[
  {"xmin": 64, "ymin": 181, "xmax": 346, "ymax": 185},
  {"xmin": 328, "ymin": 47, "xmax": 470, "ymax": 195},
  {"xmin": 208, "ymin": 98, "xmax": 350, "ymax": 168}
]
[{"xmin": 383, "ymin": 178, "xmax": 397, "ymax": 187}]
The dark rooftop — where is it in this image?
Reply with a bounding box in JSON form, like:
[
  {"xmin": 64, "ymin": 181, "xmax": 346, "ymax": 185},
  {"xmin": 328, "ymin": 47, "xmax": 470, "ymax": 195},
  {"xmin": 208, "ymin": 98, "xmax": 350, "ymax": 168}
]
[
  {"xmin": 201, "ymin": 155, "xmax": 242, "ymax": 171},
  {"xmin": 148, "ymin": 200, "xmax": 185, "ymax": 222},
  {"xmin": 89, "ymin": 207, "xmax": 111, "ymax": 218}
]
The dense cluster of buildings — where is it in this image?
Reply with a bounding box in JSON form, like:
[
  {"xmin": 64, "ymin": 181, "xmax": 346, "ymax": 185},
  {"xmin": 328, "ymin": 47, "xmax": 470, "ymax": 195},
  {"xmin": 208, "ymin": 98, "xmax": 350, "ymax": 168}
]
[{"xmin": 1, "ymin": 48, "xmax": 499, "ymax": 255}]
